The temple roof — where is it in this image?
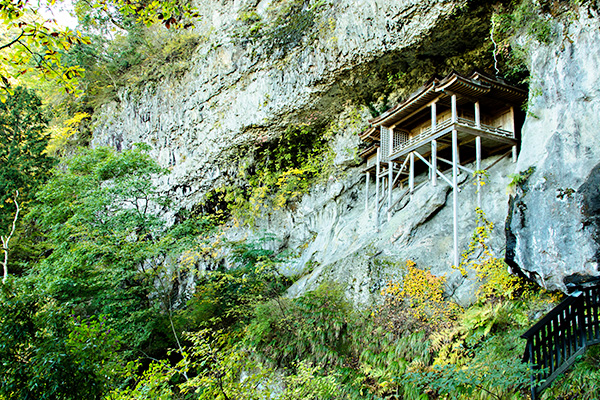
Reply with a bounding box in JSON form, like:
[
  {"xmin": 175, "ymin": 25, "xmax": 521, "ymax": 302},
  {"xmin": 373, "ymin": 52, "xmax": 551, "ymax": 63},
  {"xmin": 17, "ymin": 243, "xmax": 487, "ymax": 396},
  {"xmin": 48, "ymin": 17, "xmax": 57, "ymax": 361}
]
[{"xmin": 364, "ymin": 71, "xmax": 527, "ymax": 131}]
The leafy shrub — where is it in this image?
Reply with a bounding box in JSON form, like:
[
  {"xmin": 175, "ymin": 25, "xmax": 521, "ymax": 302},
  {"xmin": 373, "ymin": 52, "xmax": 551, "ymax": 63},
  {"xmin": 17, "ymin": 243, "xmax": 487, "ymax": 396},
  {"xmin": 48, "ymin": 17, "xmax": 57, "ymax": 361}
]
[
  {"xmin": 457, "ymin": 208, "xmax": 531, "ymax": 301},
  {"xmin": 246, "ymin": 283, "xmax": 353, "ymax": 369},
  {"xmin": 378, "ymin": 260, "xmax": 461, "ymax": 334},
  {"xmin": 215, "ymin": 121, "xmax": 333, "ymax": 226},
  {"xmin": 542, "ymin": 345, "xmax": 600, "ymax": 400}
]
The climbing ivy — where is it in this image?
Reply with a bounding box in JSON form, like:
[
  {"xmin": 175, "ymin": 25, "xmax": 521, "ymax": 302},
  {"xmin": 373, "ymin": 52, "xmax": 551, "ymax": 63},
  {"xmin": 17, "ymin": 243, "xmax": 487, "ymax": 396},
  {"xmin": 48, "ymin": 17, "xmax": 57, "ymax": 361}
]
[{"xmin": 213, "ymin": 120, "xmax": 333, "ymax": 226}]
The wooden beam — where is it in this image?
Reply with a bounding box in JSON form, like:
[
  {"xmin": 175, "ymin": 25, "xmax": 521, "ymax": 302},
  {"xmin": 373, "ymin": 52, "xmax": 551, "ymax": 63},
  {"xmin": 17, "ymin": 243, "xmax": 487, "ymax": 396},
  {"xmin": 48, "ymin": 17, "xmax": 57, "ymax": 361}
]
[
  {"xmin": 388, "ymin": 164, "xmax": 393, "ymax": 222},
  {"xmin": 432, "ymin": 139, "xmax": 437, "ymax": 186},
  {"xmin": 386, "ymin": 94, "xmax": 445, "ymax": 128},
  {"xmin": 452, "ymin": 129, "xmax": 459, "ymax": 269},
  {"xmin": 414, "ymin": 151, "xmax": 455, "ymax": 188},
  {"xmin": 451, "ymin": 94, "xmax": 457, "ymax": 124},
  {"xmin": 365, "ymin": 171, "xmax": 370, "ymax": 213},
  {"xmin": 476, "ymin": 136, "xmax": 482, "ymax": 210},
  {"xmin": 392, "ymin": 156, "xmax": 410, "ymax": 187},
  {"xmin": 409, "ymin": 152, "xmax": 415, "ymax": 193},
  {"xmin": 437, "ymin": 156, "xmax": 475, "ymax": 174},
  {"xmin": 375, "ymin": 148, "xmax": 380, "ymax": 227}
]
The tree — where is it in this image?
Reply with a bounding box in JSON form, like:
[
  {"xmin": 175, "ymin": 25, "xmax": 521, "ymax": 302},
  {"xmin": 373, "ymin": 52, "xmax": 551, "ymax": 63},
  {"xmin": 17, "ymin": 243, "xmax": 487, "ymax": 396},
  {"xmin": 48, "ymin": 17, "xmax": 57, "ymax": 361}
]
[
  {"xmin": 1, "ymin": 190, "xmax": 19, "ymax": 284},
  {"xmin": 0, "ymin": 86, "xmax": 54, "ymax": 236},
  {"xmin": 29, "ymin": 145, "xmax": 179, "ymax": 352},
  {"xmin": 0, "ymin": 0, "xmax": 199, "ymax": 100},
  {"xmin": 0, "ymin": 145, "xmax": 178, "ymax": 398},
  {"xmin": 0, "ymin": 87, "xmax": 52, "ymax": 281}
]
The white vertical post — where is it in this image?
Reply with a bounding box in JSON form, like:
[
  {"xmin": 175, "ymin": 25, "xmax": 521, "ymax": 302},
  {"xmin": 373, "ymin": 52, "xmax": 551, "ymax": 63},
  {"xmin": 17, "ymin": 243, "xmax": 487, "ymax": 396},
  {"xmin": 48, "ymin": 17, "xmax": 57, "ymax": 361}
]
[
  {"xmin": 431, "ymin": 139, "xmax": 437, "ymax": 187},
  {"xmin": 388, "ymin": 165, "xmax": 393, "ymax": 222},
  {"xmin": 365, "ymin": 171, "xmax": 370, "ymax": 213},
  {"xmin": 475, "ymin": 101, "xmax": 481, "ymax": 128},
  {"xmin": 388, "ymin": 128, "xmax": 394, "ymax": 221},
  {"xmin": 475, "ymin": 136, "xmax": 482, "ymax": 210},
  {"xmin": 510, "ymin": 106, "xmax": 517, "ymax": 163},
  {"xmin": 452, "ymin": 129, "xmax": 459, "ymax": 269},
  {"xmin": 510, "ymin": 106, "xmax": 516, "ymax": 134},
  {"xmin": 375, "ymin": 148, "xmax": 380, "ymax": 227},
  {"xmin": 431, "ymin": 101, "xmax": 437, "ymax": 132},
  {"xmin": 409, "ymin": 152, "xmax": 415, "ymax": 194},
  {"xmin": 451, "ymin": 94, "xmax": 457, "ymax": 123}
]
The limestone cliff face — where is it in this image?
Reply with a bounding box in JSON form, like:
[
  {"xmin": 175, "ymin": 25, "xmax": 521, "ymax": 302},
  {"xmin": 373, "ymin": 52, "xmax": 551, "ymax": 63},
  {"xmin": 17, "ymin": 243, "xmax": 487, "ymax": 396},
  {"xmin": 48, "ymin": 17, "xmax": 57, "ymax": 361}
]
[
  {"xmin": 506, "ymin": 6, "xmax": 600, "ymax": 292},
  {"xmin": 91, "ymin": 0, "xmax": 600, "ymax": 300},
  {"xmin": 92, "ymin": 0, "xmax": 462, "ymax": 206}
]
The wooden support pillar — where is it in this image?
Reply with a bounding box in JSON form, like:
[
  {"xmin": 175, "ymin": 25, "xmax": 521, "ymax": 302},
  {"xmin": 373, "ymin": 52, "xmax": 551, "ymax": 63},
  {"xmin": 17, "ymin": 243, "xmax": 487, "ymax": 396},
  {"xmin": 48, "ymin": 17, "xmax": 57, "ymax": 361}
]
[
  {"xmin": 431, "ymin": 139, "xmax": 437, "ymax": 187},
  {"xmin": 409, "ymin": 152, "xmax": 415, "ymax": 194},
  {"xmin": 452, "ymin": 129, "xmax": 459, "ymax": 269},
  {"xmin": 431, "ymin": 101, "xmax": 437, "ymax": 132},
  {"xmin": 475, "ymin": 136, "xmax": 482, "ymax": 210},
  {"xmin": 388, "ymin": 128, "xmax": 394, "ymax": 221},
  {"xmin": 375, "ymin": 148, "xmax": 380, "ymax": 227},
  {"xmin": 475, "ymin": 101, "xmax": 481, "ymax": 128},
  {"xmin": 510, "ymin": 106, "xmax": 518, "ymax": 163},
  {"xmin": 365, "ymin": 171, "xmax": 370, "ymax": 213},
  {"xmin": 451, "ymin": 94, "xmax": 457, "ymax": 123},
  {"xmin": 388, "ymin": 164, "xmax": 393, "ymax": 222}
]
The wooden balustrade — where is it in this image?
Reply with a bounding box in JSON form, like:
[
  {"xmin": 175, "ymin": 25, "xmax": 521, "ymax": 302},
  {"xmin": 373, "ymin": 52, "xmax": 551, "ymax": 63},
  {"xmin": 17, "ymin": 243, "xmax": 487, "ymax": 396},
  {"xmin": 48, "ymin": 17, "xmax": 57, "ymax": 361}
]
[{"xmin": 521, "ymin": 284, "xmax": 600, "ymax": 399}]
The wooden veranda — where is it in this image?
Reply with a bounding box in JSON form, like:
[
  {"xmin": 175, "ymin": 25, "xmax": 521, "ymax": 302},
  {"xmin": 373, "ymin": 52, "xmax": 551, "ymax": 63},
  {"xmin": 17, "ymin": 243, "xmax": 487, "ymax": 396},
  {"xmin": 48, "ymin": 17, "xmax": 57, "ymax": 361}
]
[{"xmin": 360, "ymin": 72, "xmax": 527, "ymax": 267}]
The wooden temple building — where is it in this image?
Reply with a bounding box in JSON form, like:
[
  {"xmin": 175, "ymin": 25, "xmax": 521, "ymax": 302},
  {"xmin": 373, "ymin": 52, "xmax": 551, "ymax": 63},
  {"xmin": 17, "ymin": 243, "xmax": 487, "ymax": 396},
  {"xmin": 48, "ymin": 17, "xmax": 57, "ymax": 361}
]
[{"xmin": 359, "ymin": 71, "xmax": 527, "ymax": 267}]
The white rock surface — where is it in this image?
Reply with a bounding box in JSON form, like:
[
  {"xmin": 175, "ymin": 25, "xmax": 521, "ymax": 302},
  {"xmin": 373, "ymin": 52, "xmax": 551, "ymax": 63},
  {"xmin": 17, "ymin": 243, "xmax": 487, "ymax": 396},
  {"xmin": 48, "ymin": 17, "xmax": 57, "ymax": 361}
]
[{"xmin": 507, "ymin": 6, "xmax": 600, "ymax": 292}]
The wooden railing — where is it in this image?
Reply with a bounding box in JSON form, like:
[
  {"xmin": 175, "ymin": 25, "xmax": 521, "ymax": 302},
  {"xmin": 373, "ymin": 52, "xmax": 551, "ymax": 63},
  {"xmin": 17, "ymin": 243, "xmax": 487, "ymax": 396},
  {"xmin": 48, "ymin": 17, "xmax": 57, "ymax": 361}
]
[
  {"xmin": 390, "ymin": 117, "xmax": 515, "ymax": 156},
  {"xmin": 521, "ymin": 284, "xmax": 600, "ymax": 399}
]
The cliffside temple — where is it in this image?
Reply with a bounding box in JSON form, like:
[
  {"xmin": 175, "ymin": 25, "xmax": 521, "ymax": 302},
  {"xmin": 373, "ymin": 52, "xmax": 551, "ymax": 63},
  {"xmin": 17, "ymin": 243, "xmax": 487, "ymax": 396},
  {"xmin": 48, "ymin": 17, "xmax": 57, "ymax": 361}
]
[{"xmin": 359, "ymin": 72, "xmax": 527, "ymax": 268}]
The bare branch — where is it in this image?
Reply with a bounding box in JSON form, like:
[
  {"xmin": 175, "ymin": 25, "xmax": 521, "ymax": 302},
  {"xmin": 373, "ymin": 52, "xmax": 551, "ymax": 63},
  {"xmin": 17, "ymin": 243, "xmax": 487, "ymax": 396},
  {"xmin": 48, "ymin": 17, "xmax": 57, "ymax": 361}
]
[
  {"xmin": 0, "ymin": 30, "xmax": 25, "ymax": 51},
  {"xmin": 2, "ymin": 190, "xmax": 20, "ymax": 284}
]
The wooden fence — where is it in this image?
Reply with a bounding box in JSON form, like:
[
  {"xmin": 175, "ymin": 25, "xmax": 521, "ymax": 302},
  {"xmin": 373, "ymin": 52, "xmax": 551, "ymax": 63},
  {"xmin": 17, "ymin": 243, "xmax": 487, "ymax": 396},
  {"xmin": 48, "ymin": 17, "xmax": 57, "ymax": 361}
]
[{"xmin": 521, "ymin": 284, "xmax": 600, "ymax": 399}]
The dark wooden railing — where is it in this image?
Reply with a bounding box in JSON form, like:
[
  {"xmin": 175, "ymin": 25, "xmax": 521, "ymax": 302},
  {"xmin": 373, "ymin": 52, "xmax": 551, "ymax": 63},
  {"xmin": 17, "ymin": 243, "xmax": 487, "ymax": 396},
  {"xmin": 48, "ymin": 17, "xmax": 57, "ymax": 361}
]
[{"xmin": 521, "ymin": 284, "xmax": 600, "ymax": 399}]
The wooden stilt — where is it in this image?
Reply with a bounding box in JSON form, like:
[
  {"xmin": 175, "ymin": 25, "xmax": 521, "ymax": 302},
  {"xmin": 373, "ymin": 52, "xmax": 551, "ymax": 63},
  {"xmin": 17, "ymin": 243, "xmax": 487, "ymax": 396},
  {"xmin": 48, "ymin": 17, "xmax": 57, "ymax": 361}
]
[
  {"xmin": 451, "ymin": 94, "xmax": 457, "ymax": 123},
  {"xmin": 510, "ymin": 106, "xmax": 518, "ymax": 163},
  {"xmin": 452, "ymin": 129, "xmax": 459, "ymax": 269},
  {"xmin": 365, "ymin": 171, "xmax": 370, "ymax": 213},
  {"xmin": 388, "ymin": 163, "xmax": 393, "ymax": 222},
  {"xmin": 476, "ymin": 136, "xmax": 482, "ymax": 210},
  {"xmin": 375, "ymin": 148, "xmax": 380, "ymax": 228},
  {"xmin": 475, "ymin": 101, "xmax": 481, "ymax": 128},
  {"xmin": 432, "ymin": 139, "xmax": 437, "ymax": 187},
  {"xmin": 388, "ymin": 127, "xmax": 394, "ymax": 222},
  {"xmin": 409, "ymin": 152, "xmax": 415, "ymax": 194}
]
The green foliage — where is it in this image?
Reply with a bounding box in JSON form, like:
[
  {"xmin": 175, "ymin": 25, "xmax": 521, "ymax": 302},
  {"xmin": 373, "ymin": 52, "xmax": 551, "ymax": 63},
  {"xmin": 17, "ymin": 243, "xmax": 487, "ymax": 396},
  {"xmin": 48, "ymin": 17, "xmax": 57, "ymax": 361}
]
[
  {"xmin": 246, "ymin": 283, "xmax": 352, "ymax": 369},
  {"xmin": 235, "ymin": 0, "xmax": 327, "ymax": 58},
  {"xmin": 26, "ymin": 145, "xmax": 178, "ymax": 355},
  {"xmin": 0, "ymin": 281, "xmax": 133, "ymax": 399},
  {"xmin": 177, "ymin": 329, "xmax": 274, "ymax": 400},
  {"xmin": 0, "ymin": 1, "xmax": 90, "ymax": 99},
  {"xmin": 216, "ymin": 121, "xmax": 333, "ymax": 226},
  {"xmin": 0, "ymin": 87, "xmax": 55, "ymax": 236},
  {"xmin": 281, "ymin": 360, "xmax": 341, "ymax": 400},
  {"xmin": 457, "ymin": 208, "xmax": 529, "ymax": 301},
  {"xmin": 507, "ymin": 166, "xmax": 536, "ymax": 195},
  {"xmin": 72, "ymin": 26, "xmax": 201, "ymax": 108},
  {"xmin": 0, "ymin": 0, "xmax": 199, "ymax": 100},
  {"xmin": 542, "ymin": 344, "xmax": 600, "ymax": 400}
]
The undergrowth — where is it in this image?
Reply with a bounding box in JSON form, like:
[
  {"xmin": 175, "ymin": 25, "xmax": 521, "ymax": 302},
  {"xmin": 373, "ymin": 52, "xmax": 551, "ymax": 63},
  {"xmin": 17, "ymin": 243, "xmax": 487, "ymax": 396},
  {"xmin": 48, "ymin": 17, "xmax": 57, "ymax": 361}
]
[{"xmin": 209, "ymin": 120, "xmax": 334, "ymax": 226}]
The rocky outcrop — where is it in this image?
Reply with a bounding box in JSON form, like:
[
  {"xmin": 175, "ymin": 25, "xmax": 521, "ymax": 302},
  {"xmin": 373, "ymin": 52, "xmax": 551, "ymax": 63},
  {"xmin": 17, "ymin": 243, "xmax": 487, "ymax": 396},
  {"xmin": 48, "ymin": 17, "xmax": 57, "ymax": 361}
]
[
  {"xmin": 91, "ymin": 0, "xmax": 600, "ymax": 299},
  {"xmin": 506, "ymin": 6, "xmax": 600, "ymax": 292},
  {"xmin": 91, "ymin": 0, "xmax": 482, "ymax": 208}
]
